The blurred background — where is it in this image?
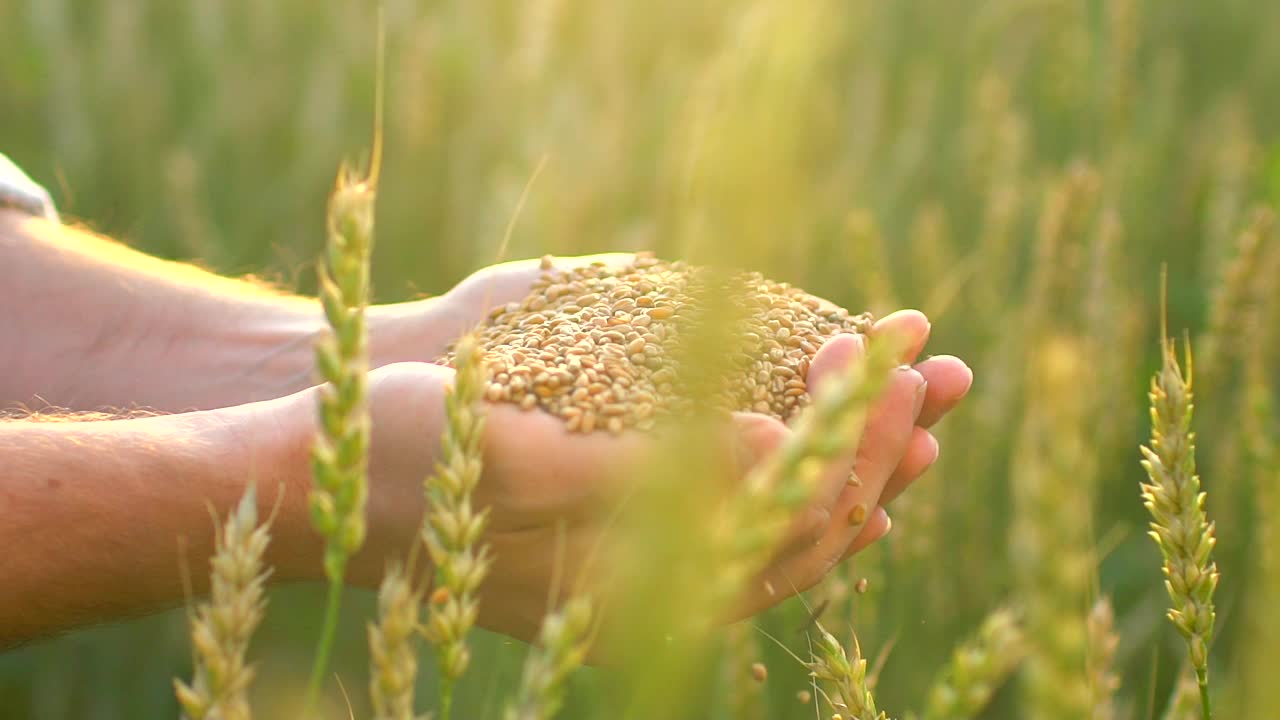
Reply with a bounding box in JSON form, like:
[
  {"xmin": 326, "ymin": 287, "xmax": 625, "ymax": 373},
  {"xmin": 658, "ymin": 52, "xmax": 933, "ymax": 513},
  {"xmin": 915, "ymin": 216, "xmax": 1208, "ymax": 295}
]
[{"xmin": 3, "ymin": 0, "xmax": 1280, "ymax": 717}]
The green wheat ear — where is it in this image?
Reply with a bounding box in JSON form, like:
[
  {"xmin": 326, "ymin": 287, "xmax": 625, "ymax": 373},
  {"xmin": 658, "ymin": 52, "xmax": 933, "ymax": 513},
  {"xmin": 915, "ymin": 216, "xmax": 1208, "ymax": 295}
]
[
  {"xmin": 920, "ymin": 607, "xmax": 1025, "ymax": 720},
  {"xmin": 421, "ymin": 335, "xmax": 492, "ymax": 720},
  {"xmin": 304, "ymin": 162, "xmax": 377, "ymax": 711},
  {"xmin": 1140, "ymin": 332, "xmax": 1219, "ymax": 720},
  {"xmin": 306, "ymin": 11, "xmax": 386, "ymax": 713},
  {"xmin": 503, "ymin": 596, "xmax": 594, "ymax": 720},
  {"xmin": 808, "ymin": 626, "xmax": 890, "ymax": 720},
  {"xmin": 175, "ymin": 485, "xmax": 273, "ymax": 720}
]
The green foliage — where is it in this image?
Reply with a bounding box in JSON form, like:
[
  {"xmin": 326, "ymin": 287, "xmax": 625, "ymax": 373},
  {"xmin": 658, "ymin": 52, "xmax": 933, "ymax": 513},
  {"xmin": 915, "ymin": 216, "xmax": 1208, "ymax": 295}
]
[{"xmin": 2, "ymin": 0, "xmax": 1279, "ymax": 717}]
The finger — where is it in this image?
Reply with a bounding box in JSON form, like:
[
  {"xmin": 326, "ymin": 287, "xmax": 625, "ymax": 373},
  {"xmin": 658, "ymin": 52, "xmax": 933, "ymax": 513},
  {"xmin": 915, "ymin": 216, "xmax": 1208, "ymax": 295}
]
[
  {"xmin": 764, "ymin": 368, "xmax": 922, "ymax": 591},
  {"xmin": 913, "ymin": 355, "xmax": 974, "ymax": 429},
  {"xmin": 873, "ymin": 309, "xmax": 931, "ymax": 363},
  {"xmin": 776, "ymin": 333, "xmax": 869, "ymax": 549},
  {"xmin": 806, "ymin": 332, "xmax": 868, "ymax": 396},
  {"xmin": 880, "ymin": 427, "xmax": 939, "ymax": 506}
]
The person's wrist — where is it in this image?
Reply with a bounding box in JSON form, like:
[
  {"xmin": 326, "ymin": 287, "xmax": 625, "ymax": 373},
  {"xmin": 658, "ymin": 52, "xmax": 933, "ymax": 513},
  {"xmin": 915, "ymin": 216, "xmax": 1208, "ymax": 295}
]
[{"xmin": 210, "ymin": 389, "xmax": 324, "ymax": 583}]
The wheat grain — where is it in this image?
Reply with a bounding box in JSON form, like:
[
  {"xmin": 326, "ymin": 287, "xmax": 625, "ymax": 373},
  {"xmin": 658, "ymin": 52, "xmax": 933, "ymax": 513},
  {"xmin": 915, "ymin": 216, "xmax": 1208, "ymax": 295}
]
[{"xmin": 440, "ymin": 255, "xmax": 874, "ymax": 434}]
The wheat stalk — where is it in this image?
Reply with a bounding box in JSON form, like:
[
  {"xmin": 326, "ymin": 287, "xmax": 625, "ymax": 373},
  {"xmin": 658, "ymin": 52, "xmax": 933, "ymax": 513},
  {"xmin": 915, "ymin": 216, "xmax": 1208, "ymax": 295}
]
[
  {"xmin": 305, "ymin": 164, "xmax": 377, "ymax": 709},
  {"xmin": 367, "ymin": 561, "xmax": 426, "ymax": 720},
  {"xmin": 1140, "ymin": 334, "xmax": 1219, "ymax": 719},
  {"xmin": 174, "ymin": 485, "xmax": 273, "ymax": 720},
  {"xmin": 920, "ymin": 608, "xmax": 1024, "ymax": 720},
  {"xmin": 421, "ymin": 335, "xmax": 492, "ymax": 720},
  {"xmin": 1163, "ymin": 669, "xmax": 1203, "ymax": 720},
  {"xmin": 503, "ymin": 596, "xmax": 594, "ymax": 720}
]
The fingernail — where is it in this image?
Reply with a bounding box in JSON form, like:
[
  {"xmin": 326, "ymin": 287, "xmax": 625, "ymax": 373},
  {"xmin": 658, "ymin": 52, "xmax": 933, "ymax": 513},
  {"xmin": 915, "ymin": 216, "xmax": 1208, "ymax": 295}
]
[
  {"xmin": 877, "ymin": 508, "xmax": 892, "ymax": 538},
  {"xmin": 913, "ymin": 379, "xmax": 928, "ymax": 419}
]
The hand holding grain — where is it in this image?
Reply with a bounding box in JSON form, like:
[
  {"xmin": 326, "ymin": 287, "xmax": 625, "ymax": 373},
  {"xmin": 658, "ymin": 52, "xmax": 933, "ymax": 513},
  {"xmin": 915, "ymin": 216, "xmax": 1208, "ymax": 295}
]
[{"xmin": 312, "ymin": 269, "xmax": 971, "ymax": 645}]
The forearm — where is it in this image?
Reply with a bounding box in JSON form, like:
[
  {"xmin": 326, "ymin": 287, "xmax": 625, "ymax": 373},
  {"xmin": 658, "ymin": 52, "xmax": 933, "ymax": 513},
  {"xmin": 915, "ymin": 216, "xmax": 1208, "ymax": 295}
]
[
  {"xmin": 0, "ymin": 212, "xmax": 454, "ymax": 412},
  {"xmin": 0, "ymin": 399, "xmax": 312, "ymax": 646}
]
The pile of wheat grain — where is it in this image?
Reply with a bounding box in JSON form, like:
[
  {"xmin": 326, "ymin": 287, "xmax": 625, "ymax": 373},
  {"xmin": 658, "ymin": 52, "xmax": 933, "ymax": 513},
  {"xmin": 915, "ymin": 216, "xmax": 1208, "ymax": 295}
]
[{"xmin": 437, "ymin": 255, "xmax": 874, "ymax": 434}]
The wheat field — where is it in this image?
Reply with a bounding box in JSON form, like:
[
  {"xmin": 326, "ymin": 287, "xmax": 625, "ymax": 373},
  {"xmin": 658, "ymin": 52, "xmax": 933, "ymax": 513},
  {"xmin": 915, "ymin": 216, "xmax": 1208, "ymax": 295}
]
[{"xmin": 2, "ymin": 0, "xmax": 1279, "ymax": 718}]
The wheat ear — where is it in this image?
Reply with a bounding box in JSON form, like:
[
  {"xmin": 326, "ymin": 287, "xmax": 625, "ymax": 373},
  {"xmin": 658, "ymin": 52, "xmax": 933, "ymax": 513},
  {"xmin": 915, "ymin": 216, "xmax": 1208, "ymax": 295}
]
[
  {"xmin": 921, "ymin": 608, "xmax": 1024, "ymax": 720},
  {"xmin": 808, "ymin": 626, "xmax": 889, "ymax": 720},
  {"xmin": 1140, "ymin": 335, "xmax": 1219, "ymax": 719},
  {"xmin": 1198, "ymin": 208, "xmax": 1273, "ymax": 392},
  {"xmin": 174, "ymin": 485, "xmax": 273, "ymax": 720},
  {"xmin": 368, "ymin": 561, "xmax": 426, "ymax": 720},
  {"xmin": 503, "ymin": 596, "xmax": 594, "ymax": 720},
  {"xmin": 305, "ymin": 165, "xmax": 377, "ymax": 709},
  {"xmin": 421, "ymin": 335, "xmax": 492, "ymax": 720}
]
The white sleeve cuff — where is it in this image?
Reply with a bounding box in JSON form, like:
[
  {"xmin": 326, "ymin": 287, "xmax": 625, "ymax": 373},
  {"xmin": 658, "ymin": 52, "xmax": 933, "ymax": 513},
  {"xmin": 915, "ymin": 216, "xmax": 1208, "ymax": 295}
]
[{"xmin": 0, "ymin": 152, "xmax": 59, "ymax": 222}]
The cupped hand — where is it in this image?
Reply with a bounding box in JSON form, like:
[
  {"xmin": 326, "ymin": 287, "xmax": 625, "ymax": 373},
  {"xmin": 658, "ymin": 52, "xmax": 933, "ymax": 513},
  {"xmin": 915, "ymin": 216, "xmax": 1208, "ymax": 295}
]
[
  {"xmin": 353, "ymin": 254, "xmax": 972, "ymax": 642},
  {"xmin": 330, "ymin": 320, "xmax": 967, "ymax": 646}
]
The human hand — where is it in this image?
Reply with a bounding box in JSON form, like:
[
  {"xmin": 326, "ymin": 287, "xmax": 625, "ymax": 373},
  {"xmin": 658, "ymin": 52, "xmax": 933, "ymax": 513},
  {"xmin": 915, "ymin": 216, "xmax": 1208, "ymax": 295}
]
[
  {"xmin": 438, "ymin": 257, "xmax": 972, "ymax": 566},
  {"xmin": 281, "ymin": 304, "xmax": 970, "ymax": 645}
]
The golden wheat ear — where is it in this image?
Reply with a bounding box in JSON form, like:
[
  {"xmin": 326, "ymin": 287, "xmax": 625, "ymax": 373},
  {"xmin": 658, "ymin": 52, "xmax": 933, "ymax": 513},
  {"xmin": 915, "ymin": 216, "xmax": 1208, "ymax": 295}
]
[
  {"xmin": 1139, "ymin": 293, "xmax": 1219, "ymax": 719},
  {"xmin": 367, "ymin": 560, "xmax": 427, "ymax": 720},
  {"xmin": 175, "ymin": 484, "xmax": 274, "ymax": 720}
]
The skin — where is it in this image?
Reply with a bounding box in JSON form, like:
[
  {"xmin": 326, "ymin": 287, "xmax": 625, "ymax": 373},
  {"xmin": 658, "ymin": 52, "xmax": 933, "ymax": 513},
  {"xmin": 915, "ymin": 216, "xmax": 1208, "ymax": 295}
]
[{"xmin": 0, "ymin": 211, "xmax": 972, "ymax": 648}]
